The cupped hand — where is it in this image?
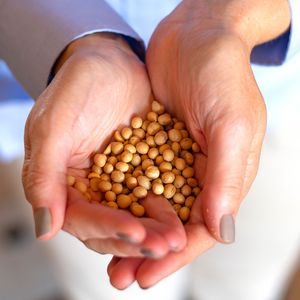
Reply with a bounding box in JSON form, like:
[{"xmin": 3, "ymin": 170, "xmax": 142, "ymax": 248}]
[
  {"xmin": 108, "ymin": 2, "xmax": 267, "ymax": 289},
  {"xmin": 22, "ymin": 33, "xmax": 186, "ymax": 257}
]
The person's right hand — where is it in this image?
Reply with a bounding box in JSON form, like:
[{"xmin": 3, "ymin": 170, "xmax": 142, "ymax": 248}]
[{"xmin": 22, "ymin": 33, "xmax": 186, "ymax": 258}]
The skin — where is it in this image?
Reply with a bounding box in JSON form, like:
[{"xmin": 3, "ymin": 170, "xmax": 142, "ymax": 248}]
[
  {"xmin": 108, "ymin": 0, "xmax": 290, "ymax": 289},
  {"xmin": 22, "ymin": 0, "xmax": 291, "ymax": 290},
  {"xmin": 22, "ymin": 33, "xmax": 186, "ymax": 257}
]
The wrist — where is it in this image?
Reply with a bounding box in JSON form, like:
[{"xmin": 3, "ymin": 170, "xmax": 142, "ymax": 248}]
[
  {"xmin": 181, "ymin": 0, "xmax": 291, "ymax": 50},
  {"xmin": 53, "ymin": 32, "xmax": 139, "ymax": 74}
]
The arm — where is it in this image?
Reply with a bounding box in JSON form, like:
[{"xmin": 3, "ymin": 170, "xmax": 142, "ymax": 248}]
[
  {"xmin": 0, "ymin": 0, "xmax": 144, "ymax": 99},
  {"xmin": 108, "ymin": 0, "xmax": 292, "ymax": 289}
]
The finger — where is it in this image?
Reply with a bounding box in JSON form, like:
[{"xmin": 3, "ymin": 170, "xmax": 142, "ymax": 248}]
[
  {"xmin": 140, "ymin": 193, "xmax": 187, "ymax": 251},
  {"xmin": 64, "ymin": 187, "xmax": 146, "ymax": 243},
  {"xmin": 202, "ymin": 117, "xmax": 261, "ymax": 243},
  {"xmin": 83, "ymin": 222, "xmax": 169, "ymax": 258},
  {"xmin": 23, "ymin": 136, "xmax": 70, "ymax": 240},
  {"xmin": 107, "ymin": 256, "xmax": 121, "ymax": 277},
  {"xmin": 109, "ymin": 223, "xmax": 215, "ymax": 289},
  {"xmin": 108, "ymin": 257, "xmax": 144, "ymax": 290}
]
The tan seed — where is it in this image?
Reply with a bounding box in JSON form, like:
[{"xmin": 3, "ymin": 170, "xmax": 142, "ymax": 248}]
[
  {"xmin": 67, "ymin": 175, "xmax": 76, "ymax": 186},
  {"xmin": 126, "ymin": 176, "xmax": 138, "ymax": 190},
  {"xmin": 152, "ymin": 182, "xmax": 164, "ymax": 195},
  {"xmin": 146, "ymin": 136, "xmax": 156, "ymax": 147},
  {"xmin": 171, "ymin": 142, "xmax": 181, "ymax": 155},
  {"xmin": 98, "ymin": 180, "xmax": 112, "ymax": 192},
  {"xmin": 145, "ymin": 166, "xmax": 160, "ymax": 179},
  {"xmin": 94, "ymin": 153, "xmax": 107, "ymax": 167},
  {"xmin": 142, "ymin": 159, "xmax": 154, "ymax": 170},
  {"xmin": 147, "ymin": 122, "xmax": 161, "ymax": 135},
  {"xmin": 137, "ymin": 176, "xmax": 151, "ymax": 190},
  {"xmin": 175, "ymin": 157, "xmax": 186, "ymax": 171},
  {"xmin": 103, "ymin": 144, "xmax": 111, "ymax": 155},
  {"xmin": 120, "ymin": 151, "xmax": 133, "ymax": 163},
  {"xmin": 173, "ymin": 203, "xmax": 182, "ymax": 214},
  {"xmin": 129, "ymin": 136, "xmax": 140, "ymax": 146},
  {"xmin": 114, "ymin": 130, "xmax": 124, "ymax": 142},
  {"xmin": 179, "ymin": 207, "xmax": 190, "ymax": 222},
  {"xmin": 174, "ymin": 121, "xmax": 185, "ymax": 130},
  {"xmin": 111, "ymin": 170, "xmax": 125, "ymax": 183},
  {"xmin": 136, "ymin": 142, "xmax": 149, "ymax": 155},
  {"xmin": 124, "ymin": 144, "xmax": 136, "ymax": 154},
  {"xmin": 162, "ymin": 149, "xmax": 175, "ymax": 162},
  {"xmin": 131, "ymin": 154, "xmax": 142, "ymax": 166},
  {"xmin": 100, "ymin": 173, "xmax": 110, "ymax": 181},
  {"xmin": 182, "ymin": 167, "xmax": 194, "ymax": 178},
  {"xmin": 131, "ymin": 116, "xmax": 143, "ymax": 129},
  {"xmin": 121, "ymin": 127, "xmax": 133, "ymax": 140},
  {"xmin": 117, "ymin": 194, "xmax": 132, "ymax": 209},
  {"xmin": 111, "ymin": 142, "xmax": 124, "ymax": 155},
  {"xmin": 147, "ymin": 111, "xmax": 158, "ymax": 122},
  {"xmin": 173, "ymin": 193, "xmax": 185, "ymax": 204},
  {"xmin": 74, "ymin": 181, "xmax": 87, "ymax": 194},
  {"xmin": 159, "ymin": 144, "xmax": 170, "ymax": 154},
  {"xmin": 154, "ymin": 131, "xmax": 168, "ymax": 145},
  {"xmin": 192, "ymin": 142, "xmax": 201, "ymax": 153},
  {"xmin": 161, "ymin": 171, "xmax": 175, "ymax": 184},
  {"xmin": 133, "ymin": 128, "xmax": 146, "ymax": 139},
  {"xmin": 92, "ymin": 165, "xmax": 102, "ymax": 175},
  {"xmin": 107, "ymin": 201, "xmax": 118, "ymax": 209},
  {"xmin": 105, "ymin": 191, "xmax": 116, "ymax": 202},
  {"xmin": 159, "ymin": 161, "xmax": 172, "ymax": 173},
  {"xmin": 163, "ymin": 184, "xmax": 176, "ymax": 199},
  {"xmin": 133, "ymin": 186, "xmax": 148, "ymax": 198},
  {"xmin": 155, "ymin": 155, "xmax": 164, "ymax": 165},
  {"xmin": 185, "ymin": 196, "xmax": 195, "ymax": 208},
  {"xmin": 181, "ymin": 184, "xmax": 192, "ymax": 196},
  {"xmin": 130, "ymin": 203, "xmax": 145, "ymax": 217},
  {"xmin": 152, "ymin": 100, "xmax": 165, "ymax": 114},
  {"xmin": 187, "ymin": 177, "xmax": 198, "ymax": 187},
  {"xmin": 90, "ymin": 178, "xmax": 100, "ymax": 191},
  {"xmin": 168, "ymin": 129, "xmax": 182, "ymax": 142},
  {"xmin": 148, "ymin": 148, "xmax": 159, "ymax": 160},
  {"xmin": 158, "ymin": 113, "xmax": 172, "ymax": 125},
  {"xmin": 142, "ymin": 120, "xmax": 150, "ymax": 131},
  {"xmin": 115, "ymin": 161, "xmax": 129, "ymax": 172},
  {"xmin": 174, "ymin": 175, "xmax": 186, "ymax": 189},
  {"xmin": 180, "ymin": 138, "xmax": 193, "ymax": 150},
  {"xmin": 112, "ymin": 183, "xmax": 123, "ymax": 194},
  {"xmin": 103, "ymin": 163, "xmax": 114, "ymax": 174}
]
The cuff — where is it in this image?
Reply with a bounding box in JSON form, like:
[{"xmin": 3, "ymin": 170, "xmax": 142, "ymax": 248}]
[{"xmin": 250, "ymin": 0, "xmax": 300, "ymax": 66}]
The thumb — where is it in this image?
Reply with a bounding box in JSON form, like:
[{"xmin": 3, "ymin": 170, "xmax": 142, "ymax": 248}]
[
  {"xmin": 201, "ymin": 118, "xmax": 262, "ymax": 244},
  {"xmin": 23, "ymin": 137, "xmax": 69, "ymax": 240}
]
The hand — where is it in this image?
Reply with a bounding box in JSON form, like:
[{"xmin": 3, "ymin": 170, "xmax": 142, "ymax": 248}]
[
  {"xmin": 22, "ymin": 33, "xmax": 186, "ymax": 257},
  {"xmin": 106, "ymin": 0, "xmax": 291, "ymax": 288}
]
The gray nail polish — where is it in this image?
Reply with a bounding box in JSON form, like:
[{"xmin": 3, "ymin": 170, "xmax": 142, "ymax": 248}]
[
  {"xmin": 116, "ymin": 232, "xmax": 138, "ymax": 244},
  {"xmin": 220, "ymin": 214, "xmax": 235, "ymax": 244},
  {"xmin": 140, "ymin": 248, "xmax": 157, "ymax": 258},
  {"xmin": 34, "ymin": 207, "xmax": 51, "ymax": 238}
]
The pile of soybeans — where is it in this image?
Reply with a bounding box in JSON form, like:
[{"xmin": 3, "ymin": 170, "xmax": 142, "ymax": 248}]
[{"xmin": 67, "ymin": 100, "xmax": 201, "ymax": 222}]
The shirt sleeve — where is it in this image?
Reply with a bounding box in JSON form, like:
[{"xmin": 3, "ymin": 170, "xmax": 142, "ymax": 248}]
[
  {"xmin": 251, "ymin": 0, "xmax": 300, "ymax": 65},
  {"xmin": 0, "ymin": 0, "xmax": 144, "ymax": 99}
]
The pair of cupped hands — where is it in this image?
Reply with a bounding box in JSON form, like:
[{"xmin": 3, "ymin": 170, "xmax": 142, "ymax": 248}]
[{"xmin": 22, "ymin": 3, "xmax": 266, "ymax": 290}]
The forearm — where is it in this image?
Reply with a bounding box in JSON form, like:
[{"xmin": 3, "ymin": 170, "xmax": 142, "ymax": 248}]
[{"xmin": 182, "ymin": 0, "xmax": 291, "ymax": 50}]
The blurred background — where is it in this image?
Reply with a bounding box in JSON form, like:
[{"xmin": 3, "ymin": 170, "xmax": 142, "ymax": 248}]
[{"xmin": 1, "ymin": 1, "xmax": 300, "ymax": 299}]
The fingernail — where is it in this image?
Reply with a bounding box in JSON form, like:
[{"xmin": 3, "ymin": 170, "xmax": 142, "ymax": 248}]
[
  {"xmin": 220, "ymin": 214, "xmax": 235, "ymax": 244},
  {"xmin": 140, "ymin": 248, "xmax": 157, "ymax": 258},
  {"xmin": 116, "ymin": 232, "xmax": 139, "ymax": 244},
  {"xmin": 34, "ymin": 207, "xmax": 51, "ymax": 238}
]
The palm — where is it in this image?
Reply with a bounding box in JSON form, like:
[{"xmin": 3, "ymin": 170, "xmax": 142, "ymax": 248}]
[{"xmin": 23, "ymin": 50, "xmax": 186, "ymax": 257}]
